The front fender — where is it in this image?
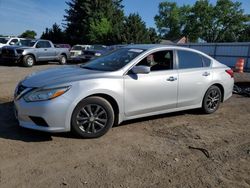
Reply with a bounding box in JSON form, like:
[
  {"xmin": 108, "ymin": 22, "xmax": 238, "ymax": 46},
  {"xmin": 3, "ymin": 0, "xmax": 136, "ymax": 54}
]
[
  {"xmin": 63, "ymin": 79, "xmax": 124, "ymax": 131},
  {"xmin": 22, "ymin": 50, "xmax": 38, "ymax": 61}
]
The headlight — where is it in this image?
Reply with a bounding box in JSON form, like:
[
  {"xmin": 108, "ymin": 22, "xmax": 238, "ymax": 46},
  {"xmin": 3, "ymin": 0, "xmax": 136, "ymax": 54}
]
[
  {"xmin": 94, "ymin": 53, "xmax": 101, "ymax": 57},
  {"xmin": 24, "ymin": 86, "xmax": 71, "ymax": 102}
]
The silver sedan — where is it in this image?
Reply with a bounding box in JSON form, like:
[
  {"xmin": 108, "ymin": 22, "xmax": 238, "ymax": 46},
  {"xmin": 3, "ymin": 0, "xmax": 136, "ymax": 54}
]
[{"xmin": 14, "ymin": 45, "xmax": 234, "ymax": 138}]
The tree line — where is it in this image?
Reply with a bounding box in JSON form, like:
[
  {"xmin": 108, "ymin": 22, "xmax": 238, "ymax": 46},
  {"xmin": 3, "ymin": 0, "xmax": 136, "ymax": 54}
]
[
  {"xmin": 41, "ymin": 0, "xmax": 159, "ymax": 45},
  {"xmin": 5, "ymin": 0, "xmax": 249, "ymax": 44}
]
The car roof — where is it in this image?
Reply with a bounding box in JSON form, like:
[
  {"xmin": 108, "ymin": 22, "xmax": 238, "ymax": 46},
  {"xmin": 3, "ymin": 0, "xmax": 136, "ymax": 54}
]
[
  {"xmin": 124, "ymin": 44, "xmax": 171, "ymax": 50},
  {"xmin": 124, "ymin": 44, "xmax": 215, "ymax": 61}
]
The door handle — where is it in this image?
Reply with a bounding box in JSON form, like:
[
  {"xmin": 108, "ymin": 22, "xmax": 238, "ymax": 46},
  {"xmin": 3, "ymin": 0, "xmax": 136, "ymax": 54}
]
[
  {"xmin": 167, "ymin": 76, "xmax": 177, "ymax": 82},
  {"xmin": 44, "ymin": 49, "xmax": 47, "ymax": 51},
  {"xmin": 202, "ymin": 72, "xmax": 210, "ymax": 76}
]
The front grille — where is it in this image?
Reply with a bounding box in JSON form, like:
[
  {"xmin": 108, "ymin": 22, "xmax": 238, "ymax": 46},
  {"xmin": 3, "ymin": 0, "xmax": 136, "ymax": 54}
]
[{"xmin": 2, "ymin": 48, "xmax": 15, "ymax": 57}]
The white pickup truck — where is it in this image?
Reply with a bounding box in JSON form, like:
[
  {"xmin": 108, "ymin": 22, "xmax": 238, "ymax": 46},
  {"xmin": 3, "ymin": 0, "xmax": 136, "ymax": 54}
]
[
  {"xmin": 0, "ymin": 37, "xmax": 22, "ymax": 57},
  {"xmin": 1, "ymin": 39, "xmax": 70, "ymax": 67}
]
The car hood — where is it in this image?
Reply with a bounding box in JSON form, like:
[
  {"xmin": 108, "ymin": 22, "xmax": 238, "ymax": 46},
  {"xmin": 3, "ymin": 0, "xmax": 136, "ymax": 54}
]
[
  {"xmin": 21, "ymin": 65, "xmax": 112, "ymax": 88},
  {"xmin": 0, "ymin": 43, "xmax": 6, "ymax": 47},
  {"xmin": 2, "ymin": 45, "xmax": 33, "ymax": 50}
]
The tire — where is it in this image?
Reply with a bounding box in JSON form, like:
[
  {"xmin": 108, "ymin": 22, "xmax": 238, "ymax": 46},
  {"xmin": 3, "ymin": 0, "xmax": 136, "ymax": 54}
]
[
  {"xmin": 202, "ymin": 85, "xmax": 222, "ymax": 114},
  {"xmin": 22, "ymin": 55, "xmax": 35, "ymax": 67},
  {"xmin": 71, "ymin": 96, "xmax": 115, "ymax": 138},
  {"xmin": 59, "ymin": 55, "xmax": 67, "ymax": 65}
]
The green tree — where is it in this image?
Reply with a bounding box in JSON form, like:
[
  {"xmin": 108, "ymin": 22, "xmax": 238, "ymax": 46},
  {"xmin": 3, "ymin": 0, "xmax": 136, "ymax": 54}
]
[
  {"xmin": 148, "ymin": 27, "xmax": 160, "ymax": 43},
  {"xmin": 41, "ymin": 23, "xmax": 65, "ymax": 43},
  {"xmin": 19, "ymin": 30, "xmax": 37, "ymax": 39},
  {"xmin": 64, "ymin": 0, "xmax": 125, "ymax": 44},
  {"xmin": 155, "ymin": 0, "xmax": 248, "ymax": 42},
  {"xmin": 239, "ymin": 14, "xmax": 250, "ymax": 42},
  {"xmin": 155, "ymin": 2, "xmax": 182, "ymax": 40},
  {"xmin": 88, "ymin": 18, "xmax": 112, "ymax": 43},
  {"xmin": 189, "ymin": 0, "xmax": 248, "ymax": 42},
  {"xmin": 122, "ymin": 13, "xmax": 151, "ymax": 44}
]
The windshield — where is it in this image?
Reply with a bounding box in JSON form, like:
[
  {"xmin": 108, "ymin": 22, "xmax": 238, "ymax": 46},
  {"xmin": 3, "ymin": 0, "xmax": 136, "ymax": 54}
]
[
  {"xmin": 16, "ymin": 39, "xmax": 35, "ymax": 47},
  {"xmin": 0, "ymin": 37, "xmax": 9, "ymax": 44},
  {"xmin": 89, "ymin": 45, "xmax": 107, "ymax": 51},
  {"xmin": 80, "ymin": 48, "xmax": 145, "ymax": 71},
  {"xmin": 72, "ymin": 46, "xmax": 83, "ymax": 50}
]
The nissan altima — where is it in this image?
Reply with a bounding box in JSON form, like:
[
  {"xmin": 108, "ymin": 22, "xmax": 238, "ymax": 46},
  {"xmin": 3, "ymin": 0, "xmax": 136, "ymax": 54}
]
[{"xmin": 14, "ymin": 45, "xmax": 234, "ymax": 138}]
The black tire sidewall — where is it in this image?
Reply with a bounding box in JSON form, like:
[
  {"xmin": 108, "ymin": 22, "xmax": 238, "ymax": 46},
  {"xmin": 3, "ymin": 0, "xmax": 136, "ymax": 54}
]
[
  {"xmin": 71, "ymin": 97, "xmax": 115, "ymax": 138},
  {"xmin": 202, "ymin": 86, "xmax": 222, "ymax": 114}
]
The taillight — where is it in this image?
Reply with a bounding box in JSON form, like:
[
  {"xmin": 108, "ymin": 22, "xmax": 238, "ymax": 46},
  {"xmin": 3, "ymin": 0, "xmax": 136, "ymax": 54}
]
[{"xmin": 225, "ymin": 69, "xmax": 234, "ymax": 78}]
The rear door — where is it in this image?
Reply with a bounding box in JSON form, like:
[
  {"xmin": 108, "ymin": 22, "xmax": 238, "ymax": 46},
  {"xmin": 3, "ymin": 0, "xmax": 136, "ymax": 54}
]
[{"xmin": 176, "ymin": 50, "xmax": 213, "ymax": 107}]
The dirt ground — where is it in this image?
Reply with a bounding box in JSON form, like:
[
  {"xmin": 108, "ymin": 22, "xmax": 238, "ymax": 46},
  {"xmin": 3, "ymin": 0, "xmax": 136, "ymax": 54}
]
[{"xmin": 0, "ymin": 62, "xmax": 250, "ymax": 188}]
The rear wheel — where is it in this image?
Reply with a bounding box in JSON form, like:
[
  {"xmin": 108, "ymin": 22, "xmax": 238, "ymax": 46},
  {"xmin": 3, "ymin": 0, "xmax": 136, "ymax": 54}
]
[
  {"xmin": 59, "ymin": 55, "xmax": 67, "ymax": 65},
  {"xmin": 202, "ymin": 85, "xmax": 222, "ymax": 114},
  {"xmin": 22, "ymin": 55, "xmax": 35, "ymax": 67},
  {"xmin": 71, "ymin": 97, "xmax": 115, "ymax": 138}
]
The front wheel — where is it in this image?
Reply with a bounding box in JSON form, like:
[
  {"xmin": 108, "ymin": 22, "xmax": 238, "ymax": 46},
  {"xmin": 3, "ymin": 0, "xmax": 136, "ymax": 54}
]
[
  {"xmin": 71, "ymin": 97, "xmax": 115, "ymax": 138},
  {"xmin": 59, "ymin": 55, "xmax": 67, "ymax": 65},
  {"xmin": 22, "ymin": 55, "xmax": 35, "ymax": 67},
  {"xmin": 202, "ymin": 85, "xmax": 222, "ymax": 114}
]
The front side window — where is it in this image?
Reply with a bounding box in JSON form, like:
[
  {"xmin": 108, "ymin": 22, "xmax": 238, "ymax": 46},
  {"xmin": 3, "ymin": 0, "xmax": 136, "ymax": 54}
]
[
  {"xmin": 36, "ymin": 41, "xmax": 51, "ymax": 48},
  {"xmin": 36, "ymin": 41, "xmax": 43, "ymax": 48},
  {"xmin": 81, "ymin": 48, "xmax": 145, "ymax": 71},
  {"xmin": 10, "ymin": 39, "xmax": 18, "ymax": 45},
  {"xmin": 16, "ymin": 39, "xmax": 33, "ymax": 46},
  {"xmin": 177, "ymin": 50, "xmax": 204, "ymax": 69},
  {"xmin": 43, "ymin": 41, "xmax": 51, "ymax": 48},
  {"xmin": 136, "ymin": 50, "xmax": 173, "ymax": 71}
]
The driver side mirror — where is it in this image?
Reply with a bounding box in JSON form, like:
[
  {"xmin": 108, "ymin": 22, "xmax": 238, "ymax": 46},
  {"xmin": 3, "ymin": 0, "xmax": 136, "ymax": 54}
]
[
  {"xmin": 36, "ymin": 44, "xmax": 41, "ymax": 48},
  {"xmin": 131, "ymin": 65, "xmax": 150, "ymax": 74},
  {"xmin": 9, "ymin": 42, "xmax": 15, "ymax": 45}
]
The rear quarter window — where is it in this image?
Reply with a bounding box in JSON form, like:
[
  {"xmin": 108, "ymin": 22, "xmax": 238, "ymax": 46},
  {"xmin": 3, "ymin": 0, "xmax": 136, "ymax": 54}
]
[{"xmin": 202, "ymin": 56, "xmax": 211, "ymax": 67}]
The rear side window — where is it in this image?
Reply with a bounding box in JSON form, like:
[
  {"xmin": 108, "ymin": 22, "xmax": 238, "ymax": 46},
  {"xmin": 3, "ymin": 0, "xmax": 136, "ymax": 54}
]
[
  {"xmin": 202, "ymin": 56, "xmax": 211, "ymax": 67},
  {"xmin": 36, "ymin": 41, "xmax": 51, "ymax": 48},
  {"xmin": 43, "ymin": 41, "xmax": 51, "ymax": 48},
  {"xmin": 177, "ymin": 50, "xmax": 203, "ymax": 69}
]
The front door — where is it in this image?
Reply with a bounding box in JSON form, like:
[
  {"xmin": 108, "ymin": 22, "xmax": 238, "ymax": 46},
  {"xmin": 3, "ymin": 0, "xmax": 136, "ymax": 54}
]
[{"xmin": 124, "ymin": 50, "xmax": 178, "ymax": 117}]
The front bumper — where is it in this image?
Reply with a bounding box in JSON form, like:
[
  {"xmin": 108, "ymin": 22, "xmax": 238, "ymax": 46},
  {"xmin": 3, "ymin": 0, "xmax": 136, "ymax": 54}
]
[
  {"xmin": 1, "ymin": 55, "xmax": 21, "ymax": 63},
  {"xmin": 14, "ymin": 96, "xmax": 72, "ymax": 133}
]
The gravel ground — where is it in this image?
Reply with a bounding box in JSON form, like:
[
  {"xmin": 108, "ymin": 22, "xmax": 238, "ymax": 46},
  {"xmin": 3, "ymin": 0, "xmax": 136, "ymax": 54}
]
[{"xmin": 0, "ymin": 63, "xmax": 250, "ymax": 188}]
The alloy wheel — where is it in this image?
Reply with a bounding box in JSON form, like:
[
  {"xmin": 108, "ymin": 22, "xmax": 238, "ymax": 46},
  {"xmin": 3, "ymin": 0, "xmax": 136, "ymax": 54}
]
[
  {"xmin": 27, "ymin": 57, "xmax": 34, "ymax": 66},
  {"xmin": 76, "ymin": 104, "xmax": 108, "ymax": 134},
  {"xmin": 206, "ymin": 89, "xmax": 220, "ymax": 111}
]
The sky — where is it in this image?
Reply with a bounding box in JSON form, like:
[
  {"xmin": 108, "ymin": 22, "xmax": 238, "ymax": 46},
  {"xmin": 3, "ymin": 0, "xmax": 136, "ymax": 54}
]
[{"xmin": 0, "ymin": 0, "xmax": 250, "ymax": 37}]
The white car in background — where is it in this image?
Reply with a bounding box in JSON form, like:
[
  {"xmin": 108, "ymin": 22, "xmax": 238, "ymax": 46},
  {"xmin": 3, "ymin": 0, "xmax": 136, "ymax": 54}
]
[
  {"xmin": 70, "ymin": 45, "xmax": 91, "ymax": 57},
  {"xmin": 0, "ymin": 37, "xmax": 22, "ymax": 57}
]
